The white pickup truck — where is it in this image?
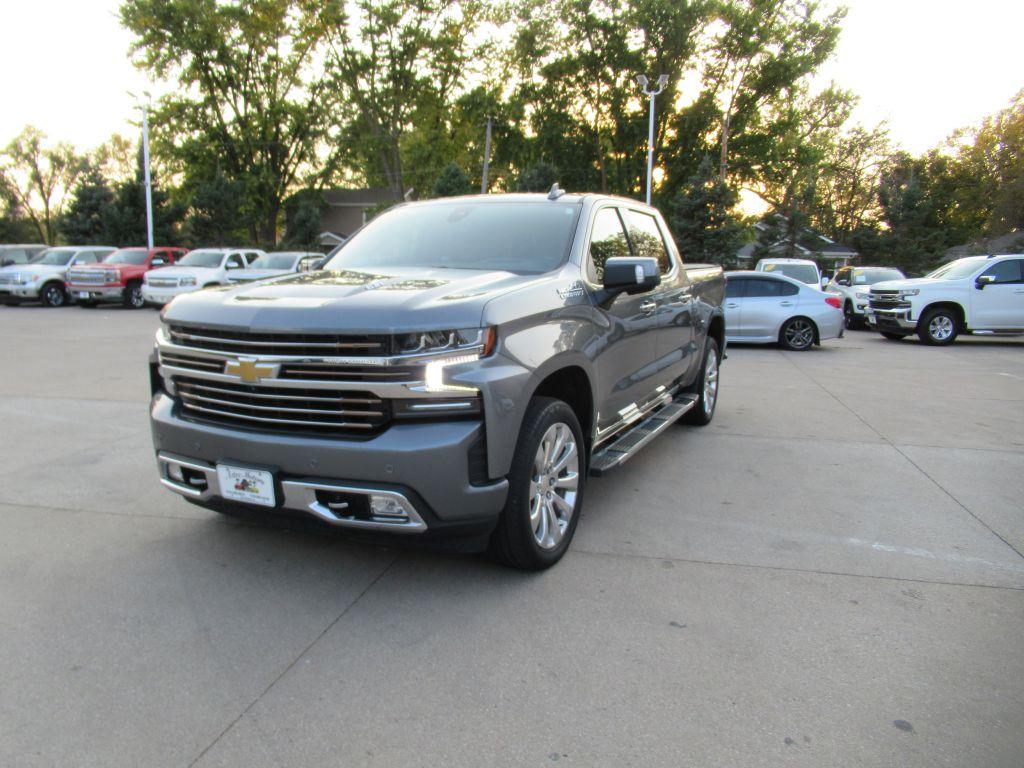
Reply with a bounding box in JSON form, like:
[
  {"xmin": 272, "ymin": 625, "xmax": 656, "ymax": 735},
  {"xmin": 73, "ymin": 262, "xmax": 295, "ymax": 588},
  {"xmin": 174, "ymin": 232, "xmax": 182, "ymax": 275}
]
[{"xmin": 865, "ymin": 254, "xmax": 1024, "ymax": 344}]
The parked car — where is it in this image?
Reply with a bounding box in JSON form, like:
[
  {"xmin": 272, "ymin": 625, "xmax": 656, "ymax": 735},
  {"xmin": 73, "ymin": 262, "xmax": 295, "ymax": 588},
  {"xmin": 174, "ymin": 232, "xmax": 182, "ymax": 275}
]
[
  {"xmin": 866, "ymin": 254, "xmax": 1024, "ymax": 344},
  {"xmin": 0, "ymin": 245, "xmax": 116, "ymax": 307},
  {"xmin": 227, "ymin": 251, "xmax": 324, "ymax": 283},
  {"xmin": 0, "ymin": 244, "xmax": 47, "ymax": 267},
  {"xmin": 826, "ymin": 265, "xmax": 906, "ymax": 329},
  {"xmin": 141, "ymin": 247, "xmax": 264, "ymax": 306},
  {"xmin": 755, "ymin": 257, "xmax": 823, "ymax": 290},
  {"xmin": 149, "ymin": 191, "xmax": 726, "ymax": 570},
  {"xmin": 67, "ymin": 247, "xmax": 187, "ymax": 308},
  {"xmin": 725, "ymin": 270, "xmax": 844, "ymax": 350}
]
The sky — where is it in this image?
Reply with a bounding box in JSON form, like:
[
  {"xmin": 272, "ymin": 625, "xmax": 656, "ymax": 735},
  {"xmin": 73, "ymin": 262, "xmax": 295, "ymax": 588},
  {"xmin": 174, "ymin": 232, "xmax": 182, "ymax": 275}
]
[{"xmin": 1, "ymin": 0, "xmax": 1022, "ymax": 155}]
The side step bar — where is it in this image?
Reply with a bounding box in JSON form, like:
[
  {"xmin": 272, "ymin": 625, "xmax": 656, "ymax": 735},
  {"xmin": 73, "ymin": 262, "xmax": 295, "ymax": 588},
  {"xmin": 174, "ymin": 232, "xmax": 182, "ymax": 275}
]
[{"xmin": 589, "ymin": 394, "xmax": 699, "ymax": 476}]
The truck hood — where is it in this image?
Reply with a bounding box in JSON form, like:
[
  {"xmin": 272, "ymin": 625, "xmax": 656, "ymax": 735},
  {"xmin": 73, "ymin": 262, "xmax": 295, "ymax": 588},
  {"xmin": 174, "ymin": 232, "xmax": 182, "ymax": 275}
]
[
  {"xmin": 227, "ymin": 268, "xmax": 291, "ymax": 282},
  {"xmin": 162, "ymin": 267, "xmax": 545, "ymax": 333},
  {"xmin": 871, "ymin": 278, "xmax": 947, "ymax": 291},
  {"xmin": 0, "ymin": 263, "xmax": 66, "ymax": 278}
]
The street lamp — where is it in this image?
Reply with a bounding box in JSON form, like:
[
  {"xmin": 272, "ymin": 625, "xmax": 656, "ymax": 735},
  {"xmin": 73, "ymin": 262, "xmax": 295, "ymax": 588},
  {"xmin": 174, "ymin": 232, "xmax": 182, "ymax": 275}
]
[
  {"xmin": 128, "ymin": 91, "xmax": 154, "ymax": 250},
  {"xmin": 637, "ymin": 74, "xmax": 668, "ymax": 206}
]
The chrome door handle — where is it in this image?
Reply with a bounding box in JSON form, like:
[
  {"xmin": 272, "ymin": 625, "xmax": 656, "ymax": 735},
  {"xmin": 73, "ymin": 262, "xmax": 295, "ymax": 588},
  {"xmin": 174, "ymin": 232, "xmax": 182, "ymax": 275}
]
[
  {"xmin": 779, "ymin": 301, "xmax": 795, "ymax": 307},
  {"xmin": 726, "ymin": 303, "xmax": 739, "ymax": 309},
  {"xmin": 640, "ymin": 300, "xmax": 657, "ymax": 315}
]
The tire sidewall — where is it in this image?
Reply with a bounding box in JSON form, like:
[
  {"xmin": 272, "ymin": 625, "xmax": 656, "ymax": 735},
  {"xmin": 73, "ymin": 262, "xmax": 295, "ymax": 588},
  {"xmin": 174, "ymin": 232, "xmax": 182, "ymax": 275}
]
[
  {"xmin": 125, "ymin": 283, "xmax": 144, "ymax": 309},
  {"xmin": 780, "ymin": 317, "xmax": 814, "ymax": 351},
  {"xmin": 495, "ymin": 398, "xmax": 586, "ymax": 569},
  {"xmin": 40, "ymin": 283, "xmax": 65, "ymax": 307},
  {"xmin": 920, "ymin": 308, "xmax": 958, "ymax": 345},
  {"xmin": 685, "ymin": 337, "xmax": 719, "ymax": 426}
]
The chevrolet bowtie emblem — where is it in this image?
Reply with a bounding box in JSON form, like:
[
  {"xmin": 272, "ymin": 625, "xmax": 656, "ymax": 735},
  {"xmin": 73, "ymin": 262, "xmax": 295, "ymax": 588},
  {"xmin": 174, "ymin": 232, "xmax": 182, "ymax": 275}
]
[{"xmin": 225, "ymin": 358, "xmax": 278, "ymax": 383}]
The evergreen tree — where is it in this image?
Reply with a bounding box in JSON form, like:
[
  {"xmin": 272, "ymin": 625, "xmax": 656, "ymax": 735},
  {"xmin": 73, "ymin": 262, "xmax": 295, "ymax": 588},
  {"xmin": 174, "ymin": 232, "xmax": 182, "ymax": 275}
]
[
  {"xmin": 667, "ymin": 156, "xmax": 746, "ymax": 265},
  {"xmin": 432, "ymin": 164, "xmax": 473, "ymax": 198},
  {"xmin": 104, "ymin": 149, "xmax": 184, "ymax": 246},
  {"xmin": 57, "ymin": 166, "xmax": 115, "ymax": 244},
  {"xmin": 186, "ymin": 173, "xmax": 246, "ymax": 247},
  {"xmin": 282, "ymin": 189, "xmax": 325, "ymax": 248},
  {"xmin": 516, "ymin": 161, "xmax": 560, "ymax": 193}
]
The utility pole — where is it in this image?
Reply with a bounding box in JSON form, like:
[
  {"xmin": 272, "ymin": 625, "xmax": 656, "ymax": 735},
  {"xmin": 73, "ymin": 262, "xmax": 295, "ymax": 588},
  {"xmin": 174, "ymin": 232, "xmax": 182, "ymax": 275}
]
[
  {"xmin": 141, "ymin": 102, "xmax": 154, "ymax": 249},
  {"xmin": 636, "ymin": 74, "xmax": 668, "ymax": 206},
  {"xmin": 481, "ymin": 116, "xmax": 492, "ymax": 194}
]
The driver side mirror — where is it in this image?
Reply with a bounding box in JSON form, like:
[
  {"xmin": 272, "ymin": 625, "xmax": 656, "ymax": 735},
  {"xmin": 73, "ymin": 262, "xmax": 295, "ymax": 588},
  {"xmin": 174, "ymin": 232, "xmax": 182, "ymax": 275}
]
[
  {"xmin": 821, "ymin": 276, "xmax": 831, "ymax": 289},
  {"xmin": 976, "ymin": 274, "xmax": 995, "ymax": 289},
  {"xmin": 225, "ymin": 261, "xmax": 241, "ymax": 270},
  {"xmin": 602, "ymin": 256, "xmax": 661, "ymax": 296}
]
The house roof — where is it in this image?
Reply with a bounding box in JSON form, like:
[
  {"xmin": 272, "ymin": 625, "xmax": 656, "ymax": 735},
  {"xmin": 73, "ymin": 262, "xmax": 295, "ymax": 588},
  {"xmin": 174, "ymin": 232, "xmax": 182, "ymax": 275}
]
[{"xmin": 946, "ymin": 231, "xmax": 1024, "ymax": 257}]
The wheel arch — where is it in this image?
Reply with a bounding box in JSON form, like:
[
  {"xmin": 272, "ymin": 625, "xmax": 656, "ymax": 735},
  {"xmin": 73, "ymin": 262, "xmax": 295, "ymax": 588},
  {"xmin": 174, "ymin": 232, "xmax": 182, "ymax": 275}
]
[
  {"xmin": 528, "ymin": 364, "xmax": 595, "ymax": 455},
  {"xmin": 777, "ymin": 314, "xmax": 820, "ymax": 346},
  {"xmin": 919, "ymin": 301, "xmax": 966, "ymax": 330}
]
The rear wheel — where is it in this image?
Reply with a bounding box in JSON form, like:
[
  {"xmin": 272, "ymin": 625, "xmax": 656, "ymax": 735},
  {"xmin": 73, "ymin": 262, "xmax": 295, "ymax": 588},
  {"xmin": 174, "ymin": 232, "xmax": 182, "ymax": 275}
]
[
  {"xmin": 490, "ymin": 397, "xmax": 585, "ymax": 571},
  {"xmin": 779, "ymin": 317, "xmax": 816, "ymax": 351},
  {"xmin": 39, "ymin": 282, "xmax": 67, "ymax": 307},
  {"xmin": 684, "ymin": 337, "xmax": 719, "ymax": 426},
  {"xmin": 917, "ymin": 307, "xmax": 959, "ymax": 345}
]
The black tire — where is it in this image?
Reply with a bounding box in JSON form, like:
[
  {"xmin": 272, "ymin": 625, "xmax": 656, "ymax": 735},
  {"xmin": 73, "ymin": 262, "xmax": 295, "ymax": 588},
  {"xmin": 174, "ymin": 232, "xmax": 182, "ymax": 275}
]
[
  {"xmin": 779, "ymin": 316, "xmax": 816, "ymax": 351},
  {"xmin": 489, "ymin": 397, "xmax": 586, "ymax": 571},
  {"xmin": 123, "ymin": 282, "xmax": 145, "ymax": 309},
  {"xmin": 843, "ymin": 302, "xmax": 859, "ymax": 330},
  {"xmin": 684, "ymin": 336, "xmax": 720, "ymax": 426},
  {"xmin": 880, "ymin": 332, "xmax": 905, "ymax": 341},
  {"xmin": 39, "ymin": 282, "xmax": 67, "ymax": 307},
  {"xmin": 917, "ymin": 307, "xmax": 959, "ymax": 345}
]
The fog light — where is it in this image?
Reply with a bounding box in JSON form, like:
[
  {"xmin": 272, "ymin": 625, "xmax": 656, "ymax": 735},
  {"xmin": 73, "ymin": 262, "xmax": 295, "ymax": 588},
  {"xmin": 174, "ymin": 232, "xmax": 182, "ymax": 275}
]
[
  {"xmin": 369, "ymin": 495, "xmax": 407, "ymax": 520},
  {"xmin": 167, "ymin": 463, "xmax": 184, "ymax": 482}
]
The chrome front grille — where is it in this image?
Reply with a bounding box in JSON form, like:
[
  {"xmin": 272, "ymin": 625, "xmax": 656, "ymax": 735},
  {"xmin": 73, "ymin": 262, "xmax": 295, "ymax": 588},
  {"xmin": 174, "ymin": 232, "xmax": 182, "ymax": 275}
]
[
  {"xmin": 173, "ymin": 376, "xmax": 389, "ymax": 434},
  {"xmin": 158, "ymin": 350, "xmax": 416, "ymax": 383},
  {"xmin": 68, "ymin": 270, "xmax": 115, "ymax": 285},
  {"xmin": 167, "ymin": 324, "xmax": 392, "ymax": 357},
  {"xmin": 0, "ymin": 274, "xmax": 18, "ymax": 285},
  {"xmin": 868, "ymin": 290, "xmax": 906, "ymax": 310},
  {"xmin": 148, "ymin": 277, "xmax": 179, "ymax": 288}
]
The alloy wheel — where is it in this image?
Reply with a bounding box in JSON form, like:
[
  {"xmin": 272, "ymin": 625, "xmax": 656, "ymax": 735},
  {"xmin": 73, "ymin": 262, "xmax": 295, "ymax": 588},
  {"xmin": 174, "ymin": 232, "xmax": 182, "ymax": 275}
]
[
  {"xmin": 530, "ymin": 422, "xmax": 579, "ymax": 550},
  {"xmin": 128, "ymin": 285, "xmax": 145, "ymax": 308},
  {"xmin": 703, "ymin": 348, "xmax": 719, "ymax": 416},
  {"xmin": 42, "ymin": 285, "xmax": 65, "ymax": 307},
  {"xmin": 928, "ymin": 314, "xmax": 954, "ymax": 342},
  {"xmin": 784, "ymin": 319, "xmax": 814, "ymax": 350}
]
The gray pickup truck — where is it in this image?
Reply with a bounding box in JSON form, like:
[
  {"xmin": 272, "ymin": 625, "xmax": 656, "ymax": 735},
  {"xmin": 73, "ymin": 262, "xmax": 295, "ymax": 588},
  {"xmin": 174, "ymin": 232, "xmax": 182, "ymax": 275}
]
[{"xmin": 149, "ymin": 190, "xmax": 726, "ymax": 569}]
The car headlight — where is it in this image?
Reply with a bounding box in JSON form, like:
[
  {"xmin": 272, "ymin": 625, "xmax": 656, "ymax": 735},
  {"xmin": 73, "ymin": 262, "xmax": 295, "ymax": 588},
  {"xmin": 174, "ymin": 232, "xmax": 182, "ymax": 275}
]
[
  {"xmin": 396, "ymin": 328, "xmax": 492, "ymax": 355},
  {"xmin": 899, "ymin": 289, "xmax": 919, "ymax": 297},
  {"xmin": 179, "ymin": 277, "xmax": 197, "ymax": 286},
  {"xmin": 855, "ymin": 292, "xmax": 868, "ymax": 299}
]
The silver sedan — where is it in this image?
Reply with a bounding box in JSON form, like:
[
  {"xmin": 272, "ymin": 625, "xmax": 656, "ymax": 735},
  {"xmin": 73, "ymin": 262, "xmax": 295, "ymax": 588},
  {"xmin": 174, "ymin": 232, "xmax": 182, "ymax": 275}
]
[{"xmin": 724, "ymin": 271, "xmax": 844, "ymax": 351}]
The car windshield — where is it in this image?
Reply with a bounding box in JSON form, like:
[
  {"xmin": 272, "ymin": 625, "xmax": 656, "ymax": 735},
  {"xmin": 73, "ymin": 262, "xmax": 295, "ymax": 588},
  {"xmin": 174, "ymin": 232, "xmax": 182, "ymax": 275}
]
[
  {"xmin": 103, "ymin": 248, "xmax": 150, "ymax": 265},
  {"xmin": 178, "ymin": 250, "xmax": 224, "ymax": 268},
  {"xmin": 324, "ymin": 201, "xmax": 582, "ymax": 275},
  {"xmin": 853, "ymin": 268, "xmax": 904, "ymax": 284},
  {"xmin": 33, "ymin": 248, "xmax": 77, "ymax": 265},
  {"xmin": 762, "ymin": 263, "xmax": 818, "ymax": 283},
  {"xmin": 250, "ymin": 254, "xmax": 299, "ymax": 270},
  {"xmin": 926, "ymin": 258, "xmax": 987, "ymax": 280}
]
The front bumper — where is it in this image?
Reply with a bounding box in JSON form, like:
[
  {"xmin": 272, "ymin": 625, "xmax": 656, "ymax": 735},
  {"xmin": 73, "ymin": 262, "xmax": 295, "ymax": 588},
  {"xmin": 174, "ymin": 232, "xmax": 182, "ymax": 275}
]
[
  {"xmin": 143, "ymin": 285, "xmax": 198, "ymax": 305},
  {"xmin": 150, "ymin": 393, "xmax": 508, "ymax": 535},
  {"xmin": 865, "ymin": 307, "xmax": 917, "ymax": 331},
  {"xmin": 68, "ymin": 284, "xmax": 125, "ymax": 302},
  {"xmin": 0, "ymin": 283, "xmax": 40, "ymax": 298}
]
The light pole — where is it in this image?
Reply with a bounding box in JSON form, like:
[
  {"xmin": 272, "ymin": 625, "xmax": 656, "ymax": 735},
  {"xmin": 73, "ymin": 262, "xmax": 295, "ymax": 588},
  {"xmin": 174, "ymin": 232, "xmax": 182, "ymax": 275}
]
[
  {"xmin": 128, "ymin": 91, "xmax": 154, "ymax": 249},
  {"xmin": 637, "ymin": 74, "xmax": 668, "ymax": 206}
]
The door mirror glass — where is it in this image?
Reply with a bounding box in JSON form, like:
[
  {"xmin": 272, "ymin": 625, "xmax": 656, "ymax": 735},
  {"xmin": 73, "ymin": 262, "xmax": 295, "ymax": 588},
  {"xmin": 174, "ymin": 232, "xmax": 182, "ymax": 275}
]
[
  {"xmin": 602, "ymin": 256, "xmax": 661, "ymax": 295},
  {"xmin": 820, "ymin": 276, "xmax": 830, "ymax": 289}
]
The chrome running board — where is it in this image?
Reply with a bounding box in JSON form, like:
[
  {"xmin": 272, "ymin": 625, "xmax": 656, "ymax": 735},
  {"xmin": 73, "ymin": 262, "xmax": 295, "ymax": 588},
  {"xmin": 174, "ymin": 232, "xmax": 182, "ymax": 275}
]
[{"xmin": 589, "ymin": 394, "xmax": 698, "ymax": 477}]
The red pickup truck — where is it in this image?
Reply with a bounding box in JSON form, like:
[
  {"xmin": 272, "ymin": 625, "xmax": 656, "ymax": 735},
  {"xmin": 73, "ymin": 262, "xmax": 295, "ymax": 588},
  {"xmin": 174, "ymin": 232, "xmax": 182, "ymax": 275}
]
[{"xmin": 67, "ymin": 247, "xmax": 186, "ymax": 308}]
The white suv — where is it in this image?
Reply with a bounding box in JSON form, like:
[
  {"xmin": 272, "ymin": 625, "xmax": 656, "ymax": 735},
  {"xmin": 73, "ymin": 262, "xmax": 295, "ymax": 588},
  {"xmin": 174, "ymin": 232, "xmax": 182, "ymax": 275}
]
[
  {"xmin": 826, "ymin": 265, "xmax": 905, "ymax": 329},
  {"xmin": 755, "ymin": 257, "xmax": 822, "ymax": 290},
  {"xmin": 865, "ymin": 254, "xmax": 1024, "ymax": 344},
  {"xmin": 142, "ymin": 248, "xmax": 264, "ymax": 306}
]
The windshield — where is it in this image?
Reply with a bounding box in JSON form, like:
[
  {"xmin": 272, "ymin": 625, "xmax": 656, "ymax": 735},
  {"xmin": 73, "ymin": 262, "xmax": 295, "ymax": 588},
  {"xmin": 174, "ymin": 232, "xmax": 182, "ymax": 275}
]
[
  {"xmin": 250, "ymin": 254, "xmax": 299, "ymax": 270},
  {"xmin": 926, "ymin": 258, "xmax": 987, "ymax": 280},
  {"xmin": 853, "ymin": 268, "xmax": 904, "ymax": 285},
  {"xmin": 34, "ymin": 248, "xmax": 77, "ymax": 266},
  {"xmin": 324, "ymin": 201, "xmax": 581, "ymax": 275},
  {"xmin": 762, "ymin": 263, "xmax": 819, "ymax": 284},
  {"xmin": 103, "ymin": 248, "xmax": 149, "ymax": 265},
  {"xmin": 178, "ymin": 250, "xmax": 224, "ymax": 268}
]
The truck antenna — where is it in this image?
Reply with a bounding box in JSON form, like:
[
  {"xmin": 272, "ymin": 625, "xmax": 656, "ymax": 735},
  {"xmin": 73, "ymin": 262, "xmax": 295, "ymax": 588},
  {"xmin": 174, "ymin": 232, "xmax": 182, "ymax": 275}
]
[{"xmin": 547, "ymin": 183, "xmax": 565, "ymax": 200}]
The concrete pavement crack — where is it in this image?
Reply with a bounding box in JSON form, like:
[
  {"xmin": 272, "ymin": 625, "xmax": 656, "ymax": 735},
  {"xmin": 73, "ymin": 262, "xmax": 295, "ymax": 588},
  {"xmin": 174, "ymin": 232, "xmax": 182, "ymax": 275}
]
[
  {"xmin": 187, "ymin": 554, "xmax": 399, "ymax": 768},
  {"xmin": 780, "ymin": 351, "xmax": 1024, "ymax": 562}
]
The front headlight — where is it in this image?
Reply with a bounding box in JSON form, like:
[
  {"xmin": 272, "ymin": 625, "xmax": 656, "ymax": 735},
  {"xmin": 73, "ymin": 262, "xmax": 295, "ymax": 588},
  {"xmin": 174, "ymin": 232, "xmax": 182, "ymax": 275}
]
[
  {"xmin": 396, "ymin": 328, "xmax": 491, "ymax": 355},
  {"xmin": 179, "ymin": 277, "xmax": 197, "ymax": 286},
  {"xmin": 899, "ymin": 289, "xmax": 920, "ymax": 297},
  {"xmin": 855, "ymin": 292, "xmax": 868, "ymax": 299}
]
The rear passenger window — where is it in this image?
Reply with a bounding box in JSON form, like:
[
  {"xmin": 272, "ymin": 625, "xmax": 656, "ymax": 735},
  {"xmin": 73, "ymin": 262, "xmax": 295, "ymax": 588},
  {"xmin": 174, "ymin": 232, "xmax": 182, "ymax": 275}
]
[
  {"xmin": 622, "ymin": 210, "xmax": 672, "ymax": 275},
  {"xmin": 745, "ymin": 278, "xmax": 798, "ymax": 297},
  {"xmin": 587, "ymin": 208, "xmax": 632, "ymax": 283},
  {"xmin": 725, "ymin": 278, "xmax": 746, "ymax": 298}
]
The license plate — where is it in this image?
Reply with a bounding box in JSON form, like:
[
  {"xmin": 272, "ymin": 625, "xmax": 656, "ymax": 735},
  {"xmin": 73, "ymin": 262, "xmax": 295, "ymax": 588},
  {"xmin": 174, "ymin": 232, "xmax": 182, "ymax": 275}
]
[
  {"xmin": 77, "ymin": 291, "xmax": 92, "ymax": 299},
  {"xmin": 216, "ymin": 464, "xmax": 276, "ymax": 507}
]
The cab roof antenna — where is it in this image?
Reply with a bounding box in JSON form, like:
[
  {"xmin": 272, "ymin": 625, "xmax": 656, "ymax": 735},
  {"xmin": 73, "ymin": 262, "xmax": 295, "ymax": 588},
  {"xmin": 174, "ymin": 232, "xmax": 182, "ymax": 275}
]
[{"xmin": 548, "ymin": 183, "xmax": 566, "ymax": 200}]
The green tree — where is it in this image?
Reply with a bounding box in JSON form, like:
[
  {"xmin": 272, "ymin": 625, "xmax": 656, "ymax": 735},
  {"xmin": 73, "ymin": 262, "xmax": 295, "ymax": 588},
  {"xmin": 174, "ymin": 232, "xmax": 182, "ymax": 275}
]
[
  {"xmin": 0, "ymin": 126, "xmax": 85, "ymax": 244},
  {"xmin": 104, "ymin": 149, "xmax": 185, "ymax": 246},
  {"xmin": 432, "ymin": 163, "xmax": 473, "ymax": 197},
  {"xmin": 668, "ymin": 156, "xmax": 746, "ymax": 264},
  {"xmin": 282, "ymin": 189, "xmax": 325, "ymax": 248},
  {"xmin": 875, "ymin": 153, "xmax": 949, "ymax": 275},
  {"xmin": 121, "ymin": 0, "xmax": 342, "ymax": 245},
  {"xmin": 184, "ymin": 172, "xmax": 247, "ymax": 247},
  {"xmin": 516, "ymin": 161, "xmax": 560, "ymax": 192},
  {"xmin": 57, "ymin": 165, "xmax": 115, "ymax": 244}
]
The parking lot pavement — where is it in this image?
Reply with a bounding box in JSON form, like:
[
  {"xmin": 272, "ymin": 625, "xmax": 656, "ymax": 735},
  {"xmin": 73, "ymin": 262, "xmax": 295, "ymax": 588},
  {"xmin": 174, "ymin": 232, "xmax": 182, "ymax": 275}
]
[{"xmin": 1, "ymin": 304, "xmax": 1022, "ymax": 767}]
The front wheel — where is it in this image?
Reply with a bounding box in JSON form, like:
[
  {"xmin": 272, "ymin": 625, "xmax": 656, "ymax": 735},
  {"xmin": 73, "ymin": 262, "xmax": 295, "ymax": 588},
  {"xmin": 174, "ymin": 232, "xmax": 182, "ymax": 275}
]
[
  {"xmin": 843, "ymin": 302, "xmax": 859, "ymax": 330},
  {"xmin": 684, "ymin": 337, "xmax": 720, "ymax": 426},
  {"xmin": 917, "ymin": 307, "xmax": 959, "ymax": 345},
  {"xmin": 489, "ymin": 397, "xmax": 585, "ymax": 571},
  {"xmin": 779, "ymin": 317, "xmax": 816, "ymax": 351},
  {"xmin": 123, "ymin": 283, "xmax": 145, "ymax": 309},
  {"xmin": 39, "ymin": 283, "xmax": 67, "ymax": 307}
]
